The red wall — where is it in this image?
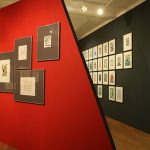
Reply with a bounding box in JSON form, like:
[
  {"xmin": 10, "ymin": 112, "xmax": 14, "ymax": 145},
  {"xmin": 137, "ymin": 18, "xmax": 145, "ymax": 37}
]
[{"xmin": 0, "ymin": 0, "xmax": 113, "ymax": 149}]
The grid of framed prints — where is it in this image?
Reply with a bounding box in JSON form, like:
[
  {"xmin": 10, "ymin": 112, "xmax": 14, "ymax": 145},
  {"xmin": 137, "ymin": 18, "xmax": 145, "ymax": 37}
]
[{"xmin": 82, "ymin": 32, "xmax": 133, "ymax": 103}]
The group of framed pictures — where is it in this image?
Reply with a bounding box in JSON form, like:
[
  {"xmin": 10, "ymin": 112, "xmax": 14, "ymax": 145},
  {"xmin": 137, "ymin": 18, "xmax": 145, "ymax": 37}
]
[
  {"xmin": 0, "ymin": 22, "xmax": 60, "ymax": 105},
  {"xmin": 82, "ymin": 32, "xmax": 133, "ymax": 103}
]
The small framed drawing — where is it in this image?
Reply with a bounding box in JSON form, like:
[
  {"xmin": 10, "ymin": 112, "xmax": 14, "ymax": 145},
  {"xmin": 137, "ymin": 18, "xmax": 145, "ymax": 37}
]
[
  {"xmin": 14, "ymin": 70, "xmax": 45, "ymax": 105},
  {"xmin": 86, "ymin": 61, "xmax": 89, "ymax": 70},
  {"xmin": 85, "ymin": 50, "xmax": 89, "ymax": 61},
  {"xmin": 103, "ymin": 57, "xmax": 108, "ymax": 70},
  {"xmin": 103, "ymin": 42, "xmax": 108, "ymax": 56},
  {"xmin": 89, "ymin": 60, "xmax": 93, "ymax": 71},
  {"xmin": 123, "ymin": 32, "xmax": 132, "ymax": 51},
  {"xmin": 0, "ymin": 52, "xmax": 14, "ymax": 93},
  {"xmin": 109, "ymin": 71, "xmax": 115, "ymax": 85},
  {"xmin": 98, "ymin": 44, "xmax": 102, "ymax": 57},
  {"xmin": 116, "ymin": 53, "xmax": 123, "ymax": 69},
  {"xmin": 90, "ymin": 72, "xmax": 93, "ymax": 79},
  {"xmin": 37, "ymin": 22, "xmax": 60, "ymax": 61},
  {"xmin": 109, "ymin": 55, "xmax": 115, "ymax": 70},
  {"xmin": 15, "ymin": 36, "xmax": 32, "ymax": 69},
  {"xmin": 98, "ymin": 72, "xmax": 102, "ymax": 84},
  {"xmin": 89, "ymin": 48, "xmax": 93, "ymax": 60},
  {"xmin": 116, "ymin": 87, "xmax": 123, "ymax": 103},
  {"xmin": 93, "ymin": 59, "xmax": 97, "ymax": 71},
  {"xmin": 109, "ymin": 86, "xmax": 115, "ymax": 101},
  {"xmin": 124, "ymin": 51, "xmax": 132, "ymax": 69},
  {"xmin": 109, "ymin": 39, "xmax": 115, "ymax": 55},
  {"xmin": 97, "ymin": 85, "xmax": 103, "ymax": 98},
  {"xmin": 103, "ymin": 71, "xmax": 108, "ymax": 85},
  {"xmin": 93, "ymin": 72, "xmax": 97, "ymax": 84},
  {"xmin": 93, "ymin": 46, "xmax": 98, "ymax": 59},
  {"xmin": 98, "ymin": 58, "xmax": 102, "ymax": 71}
]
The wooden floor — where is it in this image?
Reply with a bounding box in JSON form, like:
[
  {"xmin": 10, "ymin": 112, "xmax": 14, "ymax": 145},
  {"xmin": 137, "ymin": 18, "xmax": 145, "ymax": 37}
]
[
  {"xmin": 0, "ymin": 117, "xmax": 150, "ymax": 150},
  {"xmin": 106, "ymin": 117, "xmax": 150, "ymax": 150}
]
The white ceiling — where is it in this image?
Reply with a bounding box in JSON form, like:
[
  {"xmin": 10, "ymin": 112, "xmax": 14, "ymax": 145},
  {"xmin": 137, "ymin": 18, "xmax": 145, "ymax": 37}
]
[
  {"xmin": 64, "ymin": 0, "xmax": 146, "ymax": 39},
  {"xmin": 0, "ymin": 0, "xmax": 146, "ymax": 40}
]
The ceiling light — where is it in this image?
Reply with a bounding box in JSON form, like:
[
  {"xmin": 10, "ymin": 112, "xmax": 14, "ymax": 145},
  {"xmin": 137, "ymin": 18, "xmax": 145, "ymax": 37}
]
[
  {"xmin": 82, "ymin": 5, "xmax": 87, "ymax": 13},
  {"xmin": 97, "ymin": 8, "xmax": 104, "ymax": 15}
]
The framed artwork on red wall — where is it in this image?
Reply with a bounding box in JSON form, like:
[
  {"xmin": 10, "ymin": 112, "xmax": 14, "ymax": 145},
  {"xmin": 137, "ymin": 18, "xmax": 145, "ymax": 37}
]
[
  {"xmin": 37, "ymin": 22, "xmax": 60, "ymax": 61},
  {"xmin": 14, "ymin": 36, "xmax": 32, "ymax": 69},
  {"xmin": 0, "ymin": 52, "xmax": 14, "ymax": 93}
]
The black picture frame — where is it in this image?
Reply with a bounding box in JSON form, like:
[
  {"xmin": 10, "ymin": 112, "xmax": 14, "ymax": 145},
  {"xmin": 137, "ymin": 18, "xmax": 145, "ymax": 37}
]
[
  {"xmin": 37, "ymin": 22, "xmax": 60, "ymax": 61},
  {"xmin": 0, "ymin": 52, "xmax": 14, "ymax": 93},
  {"xmin": 14, "ymin": 36, "xmax": 32, "ymax": 69},
  {"xmin": 14, "ymin": 69, "xmax": 45, "ymax": 105}
]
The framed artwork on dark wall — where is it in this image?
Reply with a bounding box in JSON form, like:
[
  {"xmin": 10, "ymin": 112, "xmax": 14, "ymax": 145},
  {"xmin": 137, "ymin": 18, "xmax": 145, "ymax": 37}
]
[
  {"xmin": 97, "ymin": 85, "xmax": 103, "ymax": 98},
  {"xmin": 116, "ymin": 86, "xmax": 123, "ymax": 103},
  {"xmin": 109, "ymin": 39, "xmax": 115, "ymax": 55},
  {"xmin": 37, "ymin": 22, "xmax": 60, "ymax": 61},
  {"xmin": 14, "ymin": 36, "xmax": 32, "ymax": 69},
  {"xmin": 116, "ymin": 53, "xmax": 123, "ymax": 69},
  {"xmin": 123, "ymin": 32, "xmax": 132, "ymax": 51},
  {"xmin": 14, "ymin": 70, "xmax": 45, "ymax": 105},
  {"xmin": 109, "ymin": 86, "xmax": 115, "ymax": 101},
  {"xmin": 0, "ymin": 52, "xmax": 14, "ymax": 93},
  {"xmin": 124, "ymin": 51, "xmax": 132, "ymax": 69}
]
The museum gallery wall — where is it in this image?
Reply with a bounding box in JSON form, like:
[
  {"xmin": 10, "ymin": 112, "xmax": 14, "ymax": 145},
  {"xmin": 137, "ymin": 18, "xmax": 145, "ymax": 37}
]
[
  {"xmin": 79, "ymin": 1, "xmax": 150, "ymax": 133},
  {"xmin": 0, "ymin": 0, "xmax": 113, "ymax": 150}
]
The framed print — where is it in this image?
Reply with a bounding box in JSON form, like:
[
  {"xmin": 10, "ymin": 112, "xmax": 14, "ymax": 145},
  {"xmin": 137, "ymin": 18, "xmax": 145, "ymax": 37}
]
[
  {"xmin": 93, "ymin": 46, "xmax": 98, "ymax": 59},
  {"xmin": 85, "ymin": 50, "xmax": 89, "ymax": 61},
  {"xmin": 37, "ymin": 22, "xmax": 60, "ymax": 61},
  {"xmin": 89, "ymin": 48, "xmax": 93, "ymax": 60},
  {"xmin": 103, "ymin": 71, "xmax": 108, "ymax": 85},
  {"xmin": 123, "ymin": 32, "xmax": 132, "ymax": 51},
  {"xmin": 93, "ymin": 59, "xmax": 97, "ymax": 71},
  {"xmin": 86, "ymin": 61, "xmax": 89, "ymax": 70},
  {"xmin": 103, "ymin": 42, "xmax": 108, "ymax": 56},
  {"xmin": 116, "ymin": 87, "xmax": 123, "ymax": 103},
  {"xmin": 109, "ymin": 55, "xmax": 115, "ymax": 70},
  {"xmin": 109, "ymin": 39, "xmax": 115, "ymax": 55},
  {"xmin": 93, "ymin": 72, "xmax": 97, "ymax": 84},
  {"xmin": 15, "ymin": 36, "xmax": 32, "ymax": 69},
  {"xmin": 0, "ymin": 52, "xmax": 14, "ymax": 93},
  {"xmin": 116, "ymin": 53, "xmax": 123, "ymax": 69},
  {"xmin": 97, "ymin": 85, "xmax": 103, "ymax": 98},
  {"xmin": 98, "ymin": 72, "xmax": 102, "ymax": 84},
  {"xmin": 109, "ymin": 71, "xmax": 115, "ymax": 85},
  {"xmin": 98, "ymin": 58, "xmax": 102, "ymax": 71},
  {"xmin": 14, "ymin": 70, "xmax": 45, "ymax": 105},
  {"xmin": 109, "ymin": 86, "xmax": 115, "ymax": 101},
  {"xmin": 90, "ymin": 72, "xmax": 93, "ymax": 79},
  {"xmin": 89, "ymin": 60, "xmax": 93, "ymax": 71},
  {"xmin": 98, "ymin": 44, "xmax": 102, "ymax": 57},
  {"xmin": 124, "ymin": 51, "xmax": 132, "ymax": 69},
  {"xmin": 103, "ymin": 57, "xmax": 108, "ymax": 70}
]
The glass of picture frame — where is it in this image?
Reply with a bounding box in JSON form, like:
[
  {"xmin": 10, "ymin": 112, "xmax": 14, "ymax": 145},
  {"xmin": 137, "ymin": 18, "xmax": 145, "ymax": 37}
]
[
  {"xmin": 103, "ymin": 57, "xmax": 108, "ymax": 70},
  {"xmin": 98, "ymin": 58, "xmax": 103, "ymax": 71},
  {"xmin": 109, "ymin": 71, "xmax": 115, "ymax": 85},
  {"xmin": 123, "ymin": 32, "xmax": 132, "ymax": 51},
  {"xmin": 89, "ymin": 48, "xmax": 93, "ymax": 60},
  {"xmin": 93, "ymin": 59, "xmax": 98, "ymax": 71},
  {"xmin": 109, "ymin": 55, "xmax": 115, "ymax": 70},
  {"xmin": 14, "ymin": 36, "xmax": 32, "ymax": 69},
  {"xmin": 0, "ymin": 52, "xmax": 14, "ymax": 93},
  {"xmin": 116, "ymin": 53, "xmax": 123, "ymax": 69},
  {"xmin": 103, "ymin": 71, "xmax": 108, "ymax": 85},
  {"xmin": 124, "ymin": 51, "xmax": 132, "ymax": 69},
  {"xmin": 97, "ymin": 85, "xmax": 103, "ymax": 98},
  {"xmin": 103, "ymin": 42, "xmax": 108, "ymax": 56},
  {"xmin": 98, "ymin": 44, "xmax": 102, "ymax": 57},
  {"xmin": 93, "ymin": 72, "xmax": 98, "ymax": 84},
  {"xmin": 93, "ymin": 46, "xmax": 98, "ymax": 59},
  {"xmin": 98, "ymin": 72, "xmax": 102, "ymax": 84},
  {"xmin": 14, "ymin": 70, "xmax": 45, "ymax": 104},
  {"xmin": 109, "ymin": 86, "xmax": 115, "ymax": 101},
  {"xmin": 109, "ymin": 39, "xmax": 115, "ymax": 55},
  {"xmin": 116, "ymin": 87, "xmax": 123, "ymax": 103},
  {"xmin": 37, "ymin": 22, "xmax": 60, "ymax": 61},
  {"xmin": 89, "ymin": 60, "xmax": 93, "ymax": 72}
]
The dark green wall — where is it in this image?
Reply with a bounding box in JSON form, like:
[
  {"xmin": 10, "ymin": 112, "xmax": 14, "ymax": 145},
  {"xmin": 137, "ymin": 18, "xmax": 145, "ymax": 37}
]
[{"xmin": 79, "ymin": 1, "xmax": 150, "ymax": 133}]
